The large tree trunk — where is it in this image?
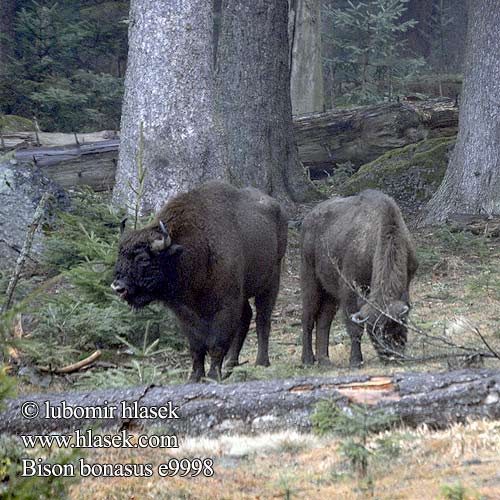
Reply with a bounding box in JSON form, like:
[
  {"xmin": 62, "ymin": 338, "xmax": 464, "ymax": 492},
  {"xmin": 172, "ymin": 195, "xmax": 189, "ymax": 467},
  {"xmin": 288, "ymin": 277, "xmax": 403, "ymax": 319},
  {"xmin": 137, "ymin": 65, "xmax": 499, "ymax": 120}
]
[
  {"xmin": 215, "ymin": 0, "xmax": 321, "ymax": 207},
  {"xmin": 112, "ymin": 0, "xmax": 227, "ymax": 214},
  {"xmin": 419, "ymin": 0, "xmax": 500, "ymax": 225},
  {"xmin": 1, "ymin": 371, "xmax": 499, "ymax": 437},
  {"xmin": 0, "ymin": 0, "xmax": 16, "ymax": 74},
  {"xmin": 289, "ymin": 0, "xmax": 324, "ymax": 115}
]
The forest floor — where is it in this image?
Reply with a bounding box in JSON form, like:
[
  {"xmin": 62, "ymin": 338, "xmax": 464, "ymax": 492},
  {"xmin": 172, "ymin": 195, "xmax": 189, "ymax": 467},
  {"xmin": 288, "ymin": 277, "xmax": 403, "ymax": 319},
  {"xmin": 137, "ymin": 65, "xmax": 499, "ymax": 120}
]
[{"xmin": 6, "ymin": 210, "xmax": 500, "ymax": 499}]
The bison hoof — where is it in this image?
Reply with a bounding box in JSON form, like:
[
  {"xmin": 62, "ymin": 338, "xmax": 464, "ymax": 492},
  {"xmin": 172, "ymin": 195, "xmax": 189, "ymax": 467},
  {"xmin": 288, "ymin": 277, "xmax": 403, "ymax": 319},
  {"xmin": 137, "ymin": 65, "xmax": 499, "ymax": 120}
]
[
  {"xmin": 318, "ymin": 357, "xmax": 332, "ymax": 367},
  {"xmin": 349, "ymin": 360, "xmax": 363, "ymax": 369},
  {"xmin": 301, "ymin": 354, "xmax": 315, "ymax": 365},
  {"xmin": 255, "ymin": 359, "xmax": 270, "ymax": 367},
  {"xmin": 224, "ymin": 359, "xmax": 239, "ymax": 369}
]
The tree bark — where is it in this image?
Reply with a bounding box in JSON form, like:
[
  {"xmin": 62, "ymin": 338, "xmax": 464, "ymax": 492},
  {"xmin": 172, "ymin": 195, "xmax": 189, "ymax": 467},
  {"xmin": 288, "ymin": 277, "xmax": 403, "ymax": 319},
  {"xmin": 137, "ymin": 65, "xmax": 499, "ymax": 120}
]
[
  {"xmin": 1, "ymin": 370, "xmax": 498, "ymax": 437},
  {"xmin": 216, "ymin": 0, "xmax": 321, "ymax": 208},
  {"xmin": 289, "ymin": 0, "xmax": 324, "ymax": 115},
  {"xmin": 112, "ymin": 0, "xmax": 228, "ymax": 215},
  {"xmin": 0, "ymin": 0, "xmax": 16, "ymax": 74},
  {"xmin": 419, "ymin": 0, "xmax": 500, "ymax": 225}
]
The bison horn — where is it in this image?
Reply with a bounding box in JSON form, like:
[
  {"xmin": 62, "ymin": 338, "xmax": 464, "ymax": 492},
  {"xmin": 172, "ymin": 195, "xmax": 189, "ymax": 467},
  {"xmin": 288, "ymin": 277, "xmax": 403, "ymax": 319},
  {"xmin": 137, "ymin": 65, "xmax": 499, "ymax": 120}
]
[
  {"xmin": 399, "ymin": 305, "xmax": 410, "ymax": 317},
  {"xmin": 150, "ymin": 220, "xmax": 172, "ymax": 253},
  {"xmin": 351, "ymin": 312, "xmax": 369, "ymax": 325}
]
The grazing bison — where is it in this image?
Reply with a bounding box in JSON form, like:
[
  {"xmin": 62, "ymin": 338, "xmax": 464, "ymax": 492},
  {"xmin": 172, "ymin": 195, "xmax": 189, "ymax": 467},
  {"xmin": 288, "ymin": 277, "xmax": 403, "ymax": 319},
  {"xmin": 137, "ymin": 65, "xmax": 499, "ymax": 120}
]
[
  {"xmin": 300, "ymin": 189, "xmax": 418, "ymax": 367},
  {"xmin": 111, "ymin": 181, "xmax": 288, "ymax": 382}
]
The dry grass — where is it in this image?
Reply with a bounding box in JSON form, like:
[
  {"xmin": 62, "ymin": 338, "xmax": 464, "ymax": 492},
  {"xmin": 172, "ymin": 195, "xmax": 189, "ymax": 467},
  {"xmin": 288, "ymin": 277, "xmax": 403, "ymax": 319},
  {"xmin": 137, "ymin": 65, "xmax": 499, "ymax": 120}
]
[
  {"xmin": 11, "ymin": 224, "xmax": 500, "ymax": 499},
  {"xmin": 70, "ymin": 420, "xmax": 500, "ymax": 499}
]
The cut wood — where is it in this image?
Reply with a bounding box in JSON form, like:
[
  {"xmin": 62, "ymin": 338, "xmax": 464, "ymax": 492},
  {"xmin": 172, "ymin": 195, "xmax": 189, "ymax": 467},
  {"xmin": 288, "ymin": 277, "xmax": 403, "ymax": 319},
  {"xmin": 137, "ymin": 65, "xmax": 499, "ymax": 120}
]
[
  {"xmin": 294, "ymin": 97, "xmax": 458, "ymax": 177},
  {"xmin": 0, "ymin": 370, "xmax": 498, "ymax": 437}
]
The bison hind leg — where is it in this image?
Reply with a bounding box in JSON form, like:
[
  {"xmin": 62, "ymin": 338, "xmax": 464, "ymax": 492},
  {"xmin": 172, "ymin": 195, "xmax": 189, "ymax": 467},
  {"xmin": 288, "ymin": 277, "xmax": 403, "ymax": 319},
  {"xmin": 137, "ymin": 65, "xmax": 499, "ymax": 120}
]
[
  {"xmin": 254, "ymin": 272, "xmax": 281, "ymax": 367},
  {"xmin": 225, "ymin": 300, "xmax": 253, "ymax": 369},
  {"xmin": 315, "ymin": 295, "xmax": 338, "ymax": 365},
  {"xmin": 301, "ymin": 270, "xmax": 322, "ymax": 365}
]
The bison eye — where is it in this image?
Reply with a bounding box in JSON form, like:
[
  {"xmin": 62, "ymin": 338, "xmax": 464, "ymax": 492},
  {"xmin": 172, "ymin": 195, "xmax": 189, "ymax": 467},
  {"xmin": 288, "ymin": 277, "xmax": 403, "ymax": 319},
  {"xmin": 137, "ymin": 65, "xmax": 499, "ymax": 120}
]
[{"xmin": 134, "ymin": 253, "xmax": 149, "ymax": 264}]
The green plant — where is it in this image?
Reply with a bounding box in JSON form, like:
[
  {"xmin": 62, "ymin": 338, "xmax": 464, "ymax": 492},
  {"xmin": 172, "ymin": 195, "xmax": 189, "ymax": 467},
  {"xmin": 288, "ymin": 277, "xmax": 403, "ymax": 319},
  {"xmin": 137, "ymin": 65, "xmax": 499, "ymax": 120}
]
[
  {"xmin": 324, "ymin": 0, "xmax": 424, "ymax": 104},
  {"xmin": 312, "ymin": 400, "xmax": 397, "ymax": 487},
  {"xmin": 440, "ymin": 481, "xmax": 467, "ymax": 500}
]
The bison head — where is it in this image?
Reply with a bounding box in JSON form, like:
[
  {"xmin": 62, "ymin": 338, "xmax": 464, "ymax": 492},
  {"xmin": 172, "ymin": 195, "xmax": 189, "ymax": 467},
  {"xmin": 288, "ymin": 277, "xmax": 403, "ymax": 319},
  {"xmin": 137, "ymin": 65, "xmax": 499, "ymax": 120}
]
[
  {"xmin": 351, "ymin": 297, "xmax": 410, "ymax": 361},
  {"xmin": 111, "ymin": 221, "xmax": 183, "ymax": 309}
]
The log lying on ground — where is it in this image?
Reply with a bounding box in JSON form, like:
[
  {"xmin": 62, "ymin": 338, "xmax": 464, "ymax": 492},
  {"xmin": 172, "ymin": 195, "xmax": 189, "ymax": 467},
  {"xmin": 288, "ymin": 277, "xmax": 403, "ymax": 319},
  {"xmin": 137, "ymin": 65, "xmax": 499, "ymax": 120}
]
[
  {"xmin": 294, "ymin": 97, "xmax": 458, "ymax": 177},
  {"xmin": 14, "ymin": 140, "xmax": 119, "ymax": 191},
  {"xmin": 4, "ymin": 99, "xmax": 458, "ymax": 191},
  {"xmin": 1, "ymin": 370, "xmax": 498, "ymax": 437}
]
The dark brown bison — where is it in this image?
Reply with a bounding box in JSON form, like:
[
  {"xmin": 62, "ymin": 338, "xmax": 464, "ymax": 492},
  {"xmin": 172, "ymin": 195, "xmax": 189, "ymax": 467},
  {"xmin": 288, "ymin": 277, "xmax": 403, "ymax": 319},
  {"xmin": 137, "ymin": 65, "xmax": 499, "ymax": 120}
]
[
  {"xmin": 111, "ymin": 181, "xmax": 288, "ymax": 382},
  {"xmin": 300, "ymin": 189, "xmax": 418, "ymax": 367}
]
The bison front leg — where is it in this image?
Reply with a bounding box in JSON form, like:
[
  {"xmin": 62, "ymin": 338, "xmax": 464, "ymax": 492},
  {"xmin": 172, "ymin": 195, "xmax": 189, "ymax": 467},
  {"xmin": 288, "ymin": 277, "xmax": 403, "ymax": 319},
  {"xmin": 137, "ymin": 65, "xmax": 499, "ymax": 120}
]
[{"xmin": 206, "ymin": 305, "xmax": 240, "ymax": 381}]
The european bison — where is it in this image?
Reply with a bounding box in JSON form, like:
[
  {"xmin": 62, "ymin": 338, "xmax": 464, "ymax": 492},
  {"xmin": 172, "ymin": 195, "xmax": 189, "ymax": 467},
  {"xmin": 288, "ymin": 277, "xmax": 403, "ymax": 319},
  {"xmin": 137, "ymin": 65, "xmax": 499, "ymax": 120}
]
[
  {"xmin": 111, "ymin": 181, "xmax": 288, "ymax": 382},
  {"xmin": 300, "ymin": 189, "xmax": 418, "ymax": 367}
]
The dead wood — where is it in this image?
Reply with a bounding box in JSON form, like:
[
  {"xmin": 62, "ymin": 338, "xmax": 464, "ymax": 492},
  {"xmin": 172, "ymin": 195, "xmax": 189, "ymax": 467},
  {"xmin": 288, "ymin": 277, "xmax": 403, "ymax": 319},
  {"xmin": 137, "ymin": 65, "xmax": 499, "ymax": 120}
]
[
  {"xmin": 294, "ymin": 97, "xmax": 458, "ymax": 177},
  {"xmin": 0, "ymin": 370, "xmax": 498, "ymax": 437},
  {"xmin": 37, "ymin": 350, "xmax": 102, "ymax": 375}
]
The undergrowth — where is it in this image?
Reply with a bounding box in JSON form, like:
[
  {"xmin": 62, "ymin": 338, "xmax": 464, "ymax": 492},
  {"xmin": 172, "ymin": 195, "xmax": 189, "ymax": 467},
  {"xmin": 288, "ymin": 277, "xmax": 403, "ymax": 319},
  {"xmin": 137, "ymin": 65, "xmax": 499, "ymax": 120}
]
[{"xmin": 2, "ymin": 189, "xmax": 184, "ymax": 386}]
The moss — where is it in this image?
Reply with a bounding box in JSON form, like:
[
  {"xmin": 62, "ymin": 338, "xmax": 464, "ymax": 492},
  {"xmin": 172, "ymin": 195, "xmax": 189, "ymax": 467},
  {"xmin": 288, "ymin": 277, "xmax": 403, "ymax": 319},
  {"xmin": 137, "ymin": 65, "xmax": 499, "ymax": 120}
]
[
  {"xmin": 0, "ymin": 114, "xmax": 34, "ymax": 133},
  {"xmin": 338, "ymin": 136, "xmax": 456, "ymax": 214}
]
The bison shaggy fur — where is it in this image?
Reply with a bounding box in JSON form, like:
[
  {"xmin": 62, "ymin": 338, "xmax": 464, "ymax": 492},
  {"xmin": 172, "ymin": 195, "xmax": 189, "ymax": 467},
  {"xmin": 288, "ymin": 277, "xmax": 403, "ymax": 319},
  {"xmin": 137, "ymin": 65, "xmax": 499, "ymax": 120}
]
[
  {"xmin": 112, "ymin": 181, "xmax": 288, "ymax": 382},
  {"xmin": 300, "ymin": 189, "xmax": 418, "ymax": 367}
]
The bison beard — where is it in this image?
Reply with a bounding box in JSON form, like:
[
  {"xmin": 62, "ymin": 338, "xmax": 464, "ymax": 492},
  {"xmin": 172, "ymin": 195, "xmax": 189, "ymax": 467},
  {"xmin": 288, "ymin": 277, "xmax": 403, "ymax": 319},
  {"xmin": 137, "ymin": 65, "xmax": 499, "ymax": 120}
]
[
  {"xmin": 112, "ymin": 181, "xmax": 288, "ymax": 382},
  {"xmin": 300, "ymin": 189, "xmax": 418, "ymax": 367}
]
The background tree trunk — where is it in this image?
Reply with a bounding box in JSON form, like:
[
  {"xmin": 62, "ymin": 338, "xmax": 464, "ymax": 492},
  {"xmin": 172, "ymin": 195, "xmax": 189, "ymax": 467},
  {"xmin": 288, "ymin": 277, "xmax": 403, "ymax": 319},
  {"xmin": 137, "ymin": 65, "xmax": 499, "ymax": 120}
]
[
  {"xmin": 401, "ymin": 0, "xmax": 434, "ymax": 59},
  {"xmin": 216, "ymin": 0, "xmax": 321, "ymax": 208},
  {"xmin": 0, "ymin": 0, "xmax": 16, "ymax": 74},
  {"xmin": 112, "ymin": 0, "xmax": 227, "ymax": 214},
  {"xmin": 419, "ymin": 0, "xmax": 500, "ymax": 224},
  {"xmin": 289, "ymin": 0, "xmax": 324, "ymax": 115}
]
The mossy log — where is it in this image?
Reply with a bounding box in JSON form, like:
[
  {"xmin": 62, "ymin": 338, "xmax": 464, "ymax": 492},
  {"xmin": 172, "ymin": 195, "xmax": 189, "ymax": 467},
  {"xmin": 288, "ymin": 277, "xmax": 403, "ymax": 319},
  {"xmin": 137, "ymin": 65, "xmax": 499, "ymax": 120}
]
[
  {"xmin": 338, "ymin": 136, "xmax": 456, "ymax": 214},
  {"xmin": 1, "ymin": 370, "xmax": 498, "ymax": 437},
  {"xmin": 294, "ymin": 97, "xmax": 458, "ymax": 177}
]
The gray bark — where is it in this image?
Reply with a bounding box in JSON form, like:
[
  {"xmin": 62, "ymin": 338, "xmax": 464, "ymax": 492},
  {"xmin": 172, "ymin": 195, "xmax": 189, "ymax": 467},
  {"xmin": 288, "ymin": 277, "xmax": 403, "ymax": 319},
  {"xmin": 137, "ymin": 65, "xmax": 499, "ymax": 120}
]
[
  {"xmin": 1, "ymin": 370, "xmax": 499, "ymax": 437},
  {"xmin": 420, "ymin": 0, "xmax": 500, "ymax": 224},
  {"xmin": 216, "ymin": 0, "xmax": 321, "ymax": 208},
  {"xmin": 112, "ymin": 0, "xmax": 227, "ymax": 215},
  {"xmin": 289, "ymin": 0, "xmax": 324, "ymax": 115}
]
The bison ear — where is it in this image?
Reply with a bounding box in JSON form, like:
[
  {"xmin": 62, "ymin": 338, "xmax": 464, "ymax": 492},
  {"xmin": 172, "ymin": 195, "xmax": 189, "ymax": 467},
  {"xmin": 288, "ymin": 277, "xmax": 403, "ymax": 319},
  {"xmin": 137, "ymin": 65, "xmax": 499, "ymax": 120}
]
[
  {"xmin": 120, "ymin": 218, "xmax": 127, "ymax": 235},
  {"xmin": 166, "ymin": 243, "xmax": 183, "ymax": 257}
]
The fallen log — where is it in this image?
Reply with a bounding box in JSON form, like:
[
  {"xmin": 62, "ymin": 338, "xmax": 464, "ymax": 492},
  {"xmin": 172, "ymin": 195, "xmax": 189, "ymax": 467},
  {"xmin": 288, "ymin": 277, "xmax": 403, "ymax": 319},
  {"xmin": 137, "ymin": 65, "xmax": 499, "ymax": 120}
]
[
  {"xmin": 13, "ymin": 140, "xmax": 119, "ymax": 192},
  {"xmin": 0, "ymin": 370, "xmax": 498, "ymax": 437},
  {"xmin": 294, "ymin": 97, "xmax": 458, "ymax": 177},
  {"xmin": 5, "ymin": 99, "xmax": 458, "ymax": 191}
]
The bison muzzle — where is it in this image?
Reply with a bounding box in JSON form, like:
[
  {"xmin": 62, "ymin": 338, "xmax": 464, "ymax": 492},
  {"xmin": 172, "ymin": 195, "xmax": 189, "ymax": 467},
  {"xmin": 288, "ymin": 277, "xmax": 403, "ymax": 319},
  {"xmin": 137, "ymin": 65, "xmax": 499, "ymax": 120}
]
[
  {"xmin": 112, "ymin": 181, "xmax": 288, "ymax": 382},
  {"xmin": 300, "ymin": 189, "xmax": 418, "ymax": 367}
]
